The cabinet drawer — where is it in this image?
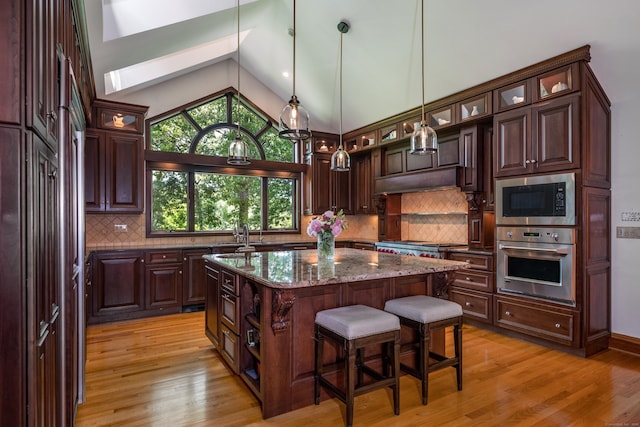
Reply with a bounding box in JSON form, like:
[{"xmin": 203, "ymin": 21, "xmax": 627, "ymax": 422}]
[
  {"xmin": 449, "ymin": 252, "xmax": 493, "ymax": 271},
  {"xmin": 145, "ymin": 250, "xmax": 182, "ymax": 264},
  {"xmin": 220, "ymin": 291, "xmax": 240, "ymax": 334},
  {"xmin": 220, "ymin": 323, "xmax": 240, "ymax": 374},
  {"xmin": 452, "ymin": 270, "xmax": 494, "ymax": 292},
  {"xmin": 450, "ymin": 287, "xmax": 492, "ymax": 324},
  {"xmin": 494, "ymin": 296, "xmax": 578, "ymax": 346},
  {"xmin": 221, "ymin": 270, "xmax": 239, "ymax": 295}
]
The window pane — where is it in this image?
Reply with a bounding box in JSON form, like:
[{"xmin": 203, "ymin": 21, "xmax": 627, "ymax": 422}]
[
  {"xmin": 151, "ymin": 171, "xmax": 188, "ymax": 231},
  {"xmin": 267, "ymin": 178, "xmax": 295, "ymax": 230},
  {"xmin": 194, "ymin": 172, "xmax": 261, "ymax": 231},
  {"xmin": 187, "ymin": 97, "xmax": 227, "ymax": 129},
  {"xmin": 261, "ymin": 127, "xmax": 295, "ymax": 162},
  {"xmin": 149, "ymin": 114, "xmax": 197, "ymax": 152},
  {"xmin": 232, "ymin": 98, "xmax": 267, "ymax": 135}
]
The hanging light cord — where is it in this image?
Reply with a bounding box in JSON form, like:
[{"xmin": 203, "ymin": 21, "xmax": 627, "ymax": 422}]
[
  {"xmin": 338, "ymin": 30, "xmax": 344, "ymax": 148},
  {"xmin": 237, "ymin": 0, "xmax": 241, "ymax": 137},
  {"xmin": 292, "ymin": 0, "xmax": 297, "ymax": 97},
  {"xmin": 420, "ymin": 0, "xmax": 425, "ymax": 123}
]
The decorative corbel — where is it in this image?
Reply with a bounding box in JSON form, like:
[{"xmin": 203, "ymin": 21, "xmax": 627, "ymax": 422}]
[{"xmin": 271, "ymin": 290, "xmax": 296, "ymax": 332}]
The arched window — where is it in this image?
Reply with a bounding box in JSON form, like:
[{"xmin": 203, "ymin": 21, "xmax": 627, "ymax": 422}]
[{"xmin": 145, "ymin": 90, "xmax": 304, "ymax": 237}]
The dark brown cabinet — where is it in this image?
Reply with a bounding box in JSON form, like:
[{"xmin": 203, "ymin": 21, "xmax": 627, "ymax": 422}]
[
  {"xmin": 205, "ymin": 263, "xmax": 220, "ymax": 347},
  {"xmin": 183, "ymin": 249, "xmax": 210, "ymax": 306},
  {"xmin": 352, "ymin": 153, "xmax": 375, "ymax": 214},
  {"xmin": 494, "ymin": 94, "xmax": 579, "ymax": 177},
  {"xmin": 90, "ymin": 251, "xmax": 145, "ymax": 323},
  {"xmin": 308, "ymin": 152, "xmax": 353, "ymax": 215},
  {"xmin": 85, "ymin": 130, "xmax": 144, "ymax": 212},
  {"xmin": 145, "ymin": 250, "xmax": 183, "ymax": 313},
  {"xmin": 449, "ymin": 251, "xmax": 494, "ymax": 325}
]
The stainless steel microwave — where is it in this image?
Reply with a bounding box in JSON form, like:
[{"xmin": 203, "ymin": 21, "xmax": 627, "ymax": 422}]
[{"xmin": 495, "ymin": 173, "xmax": 576, "ymax": 226}]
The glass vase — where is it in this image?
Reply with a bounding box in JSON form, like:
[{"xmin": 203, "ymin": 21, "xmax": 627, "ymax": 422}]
[{"xmin": 317, "ymin": 232, "xmax": 335, "ymax": 260}]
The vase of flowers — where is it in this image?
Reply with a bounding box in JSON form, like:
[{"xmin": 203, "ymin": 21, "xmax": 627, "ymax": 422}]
[{"xmin": 307, "ymin": 210, "xmax": 347, "ymax": 260}]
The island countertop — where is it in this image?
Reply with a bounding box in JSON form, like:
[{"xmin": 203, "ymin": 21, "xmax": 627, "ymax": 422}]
[{"xmin": 202, "ymin": 247, "xmax": 469, "ymax": 289}]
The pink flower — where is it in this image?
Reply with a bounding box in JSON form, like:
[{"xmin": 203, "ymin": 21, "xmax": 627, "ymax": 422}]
[{"xmin": 307, "ymin": 209, "xmax": 347, "ymax": 238}]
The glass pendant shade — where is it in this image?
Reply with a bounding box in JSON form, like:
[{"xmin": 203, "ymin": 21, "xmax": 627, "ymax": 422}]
[
  {"xmin": 227, "ymin": 134, "xmax": 250, "ymax": 165},
  {"xmin": 278, "ymin": 95, "xmax": 311, "ymax": 141},
  {"xmin": 409, "ymin": 120, "xmax": 438, "ymax": 154},
  {"xmin": 330, "ymin": 146, "xmax": 350, "ymax": 171}
]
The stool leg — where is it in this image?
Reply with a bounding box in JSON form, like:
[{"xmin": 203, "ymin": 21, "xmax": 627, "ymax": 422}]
[
  {"xmin": 392, "ymin": 335, "xmax": 400, "ymax": 415},
  {"xmin": 454, "ymin": 322, "xmax": 463, "ymax": 391},
  {"xmin": 346, "ymin": 340, "xmax": 356, "ymax": 427},
  {"xmin": 314, "ymin": 325, "xmax": 323, "ymax": 405},
  {"xmin": 420, "ymin": 324, "xmax": 430, "ymax": 405}
]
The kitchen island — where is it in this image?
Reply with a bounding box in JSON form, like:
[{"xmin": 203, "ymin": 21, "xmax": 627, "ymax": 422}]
[{"xmin": 203, "ymin": 248, "xmax": 468, "ymax": 418}]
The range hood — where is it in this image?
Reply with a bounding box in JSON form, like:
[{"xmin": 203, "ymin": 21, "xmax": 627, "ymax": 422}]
[{"xmin": 374, "ymin": 165, "xmax": 460, "ymax": 194}]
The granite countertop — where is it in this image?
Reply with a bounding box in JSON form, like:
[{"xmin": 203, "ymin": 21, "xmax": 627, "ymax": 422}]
[{"xmin": 203, "ymin": 248, "xmax": 469, "ymax": 289}]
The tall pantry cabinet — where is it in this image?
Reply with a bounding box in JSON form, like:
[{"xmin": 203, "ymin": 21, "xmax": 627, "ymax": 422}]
[{"xmin": 0, "ymin": 0, "xmax": 94, "ymax": 425}]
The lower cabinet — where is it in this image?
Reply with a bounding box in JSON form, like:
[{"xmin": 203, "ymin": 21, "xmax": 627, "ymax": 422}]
[
  {"xmin": 494, "ymin": 295, "xmax": 579, "ymax": 347},
  {"xmin": 219, "ymin": 269, "xmax": 241, "ymax": 373},
  {"xmin": 89, "ymin": 247, "xmax": 211, "ymax": 324},
  {"xmin": 205, "ymin": 263, "xmax": 220, "ymax": 347},
  {"xmin": 89, "ymin": 251, "xmax": 145, "ymax": 323},
  {"xmin": 448, "ymin": 251, "xmax": 494, "ymax": 325}
]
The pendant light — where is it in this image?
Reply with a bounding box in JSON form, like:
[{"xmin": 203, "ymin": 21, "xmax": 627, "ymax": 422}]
[
  {"xmin": 278, "ymin": 0, "xmax": 311, "ymax": 142},
  {"xmin": 330, "ymin": 21, "xmax": 350, "ymax": 172},
  {"xmin": 410, "ymin": 0, "xmax": 437, "ymax": 155},
  {"xmin": 228, "ymin": 0, "xmax": 250, "ymax": 165}
]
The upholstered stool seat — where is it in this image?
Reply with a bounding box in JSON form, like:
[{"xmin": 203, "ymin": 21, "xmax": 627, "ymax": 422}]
[
  {"xmin": 384, "ymin": 295, "xmax": 463, "ymax": 405},
  {"xmin": 315, "ymin": 305, "xmax": 401, "ymax": 427}
]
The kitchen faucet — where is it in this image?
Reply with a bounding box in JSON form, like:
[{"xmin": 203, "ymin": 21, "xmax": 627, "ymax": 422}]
[{"xmin": 236, "ymin": 223, "xmax": 255, "ymax": 253}]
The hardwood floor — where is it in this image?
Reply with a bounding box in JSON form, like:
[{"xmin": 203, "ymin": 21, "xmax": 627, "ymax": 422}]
[{"xmin": 75, "ymin": 311, "xmax": 640, "ymax": 427}]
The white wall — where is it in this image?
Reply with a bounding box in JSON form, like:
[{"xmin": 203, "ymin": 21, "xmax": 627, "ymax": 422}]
[{"xmin": 106, "ymin": 56, "xmax": 640, "ymax": 342}]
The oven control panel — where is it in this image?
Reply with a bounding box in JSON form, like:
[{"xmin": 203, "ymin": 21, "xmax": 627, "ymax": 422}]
[{"xmin": 497, "ymin": 227, "xmax": 575, "ymax": 245}]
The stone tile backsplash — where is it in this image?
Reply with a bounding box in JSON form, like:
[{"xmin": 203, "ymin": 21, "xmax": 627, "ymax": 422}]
[
  {"xmin": 400, "ymin": 189, "xmax": 468, "ymax": 244},
  {"xmin": 85, "ymin": 189, "xmax": 467, "ymax": 249}
]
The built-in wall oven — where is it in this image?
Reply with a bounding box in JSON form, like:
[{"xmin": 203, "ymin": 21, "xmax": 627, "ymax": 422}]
[
  {"xmin": 496, "ymin": 227, "xmax": 576, "ymax": 306},
  {"xmin": 495, "ymin": 172, "xmax": 576, "ymax": 226}
]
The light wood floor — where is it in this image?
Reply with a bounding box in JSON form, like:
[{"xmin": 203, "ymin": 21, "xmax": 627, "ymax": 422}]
[{"xmin": 75, "ymin": 311, "xmax": 640, "ymax": 427}]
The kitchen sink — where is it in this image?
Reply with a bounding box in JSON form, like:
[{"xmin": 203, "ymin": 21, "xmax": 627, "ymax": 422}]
[{"xmin": 216, "ymin": 253, "xmax": 259, "ymax": 259}]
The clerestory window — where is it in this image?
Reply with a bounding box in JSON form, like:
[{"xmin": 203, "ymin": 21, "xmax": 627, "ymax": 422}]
[{"xmin": 145, "ymin": 89, "xmax": 304, "ymax": 237}]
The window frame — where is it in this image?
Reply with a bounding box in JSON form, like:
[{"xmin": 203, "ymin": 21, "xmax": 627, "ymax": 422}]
[{"xmin": 144, "ymin": 88, "xmax": 305, "ymax": 238}]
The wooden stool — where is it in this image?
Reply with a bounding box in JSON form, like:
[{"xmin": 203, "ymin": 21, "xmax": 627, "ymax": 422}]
[
  {"xmin": 314, "ymin": 304, "xmax": 401, "ymax": 427},
  {"xmin": 384, "ymin": 295, "xmax": 463, "ymax": 405}
]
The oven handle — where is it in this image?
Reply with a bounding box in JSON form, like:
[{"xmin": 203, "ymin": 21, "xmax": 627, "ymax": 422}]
[{"xmin": 498, "ymin": 244, "xmax": 569, "ymax": 255}]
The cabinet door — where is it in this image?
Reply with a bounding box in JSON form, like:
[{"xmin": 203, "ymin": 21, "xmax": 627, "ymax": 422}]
[
  {"xmin": 84, "ymin": 130, "xmax": 104, "ymax": 211},
  {"xmin": 205, "ymin": 263, "xmax": 220, "ymax": 346},
  {"xmin": 105, "ymin": 134, "xmax": 143, "ymax": 212},
  {"xmin": 26, "ymin": 0, "xmax": 59, "ymax": 144},
  {"xmin": 482, "ymin": 126, "xmax": 495, "ymax": 210},
  {"xmin": 312, "ymin": 154, "xmax": 332, "ymax": 214},
  {"xmin": 532, "ymin": 94, "xmax": 580, "ymax": 173},
  {"xmin": 353, "ymin": 154, "xmax": 373, "ymax": 214},
  {"xmin": 145, "ymin": 264, "xmax": 182, "ymax": 310},
  {"xmin": 90, "ymin": 251, "xmax": 144, "ymax": 322},
  {"xmin": 459, "ymin": 126, "xmax": 482, "ymax": 192},
  {"xmin": 494, "ymin": 108, "xmax": 531, "ymax": 177},
  {"xmin": 183, "ymin": 249, "xmax": 209, "ymax": 306}
]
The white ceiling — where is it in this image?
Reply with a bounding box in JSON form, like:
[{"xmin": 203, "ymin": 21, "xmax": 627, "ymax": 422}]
[{"xmin": 84, "ymin": 0, "xmax": 640, "ymax": 134}]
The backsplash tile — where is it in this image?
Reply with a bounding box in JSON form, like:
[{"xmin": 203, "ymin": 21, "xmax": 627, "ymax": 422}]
[{"xmin": 400, "ymin": 189, "xmax": 468, "ymax": 244}]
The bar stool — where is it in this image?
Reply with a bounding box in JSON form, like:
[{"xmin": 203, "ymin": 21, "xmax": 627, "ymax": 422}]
[
  {"xmin": 384, "ymin": 295, "xmax": 463, "ymax": 405},
  {"xmin": 314, "ymin": 304, "xmax": 401, "ymax": 427}
]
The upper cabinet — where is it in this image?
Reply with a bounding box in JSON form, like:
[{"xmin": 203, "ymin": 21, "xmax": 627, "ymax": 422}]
[
  {"xmin": 533, "ymin": 64, "xmax": 579, "ymax": 102},
  {"xmin": 457, "ymin": 93, "xmax": 492, "ymax": 122},
  {"xmin": 494, "ymin": 80, "xmax": 531, "ymax": 113},
  {"xmin": 86, "ymin": 100, "xmax": 148, "ymax": 213}
]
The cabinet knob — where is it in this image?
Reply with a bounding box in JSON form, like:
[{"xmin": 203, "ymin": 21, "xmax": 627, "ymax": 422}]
[
  {"xmin": 179, "ymin": 271, "xmax": 182, "ymax": 275},
  {"xmin": 555, "ymin": 323, "xmax": 561, "ymax": 329},
  {"xmin": 505, "ymin": 311, "xmax": 511, "ymax": 316},
  {"xmin": 525, "ymin": 159, "xmax": 531, "ymax": 164},
  {"xmin": 47, "ymin": 110, "xmax": 57, "ymax": 121},
  {"xmin": 465, "ymin": 302, "xmax": 471, "ymax": 307},
  {"xmin": 141, "ymin": 259, "xmax": 144, "ymax": 263},
  {"xmin": 162, "ymin": 255, "xmax": 166, "ymax": 259},
  {"xmin": 465, "ymin": 277, "xmax": 471, "ymax": 281},
  {"xmin": 530, "ymin": 159, "xmax": 537, "ymax": 164}
]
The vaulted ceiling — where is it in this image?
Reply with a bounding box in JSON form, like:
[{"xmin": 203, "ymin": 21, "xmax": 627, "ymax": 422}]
[{"xmin": 84, "ymin": 0, "xmax": 640, "ymax": 134}]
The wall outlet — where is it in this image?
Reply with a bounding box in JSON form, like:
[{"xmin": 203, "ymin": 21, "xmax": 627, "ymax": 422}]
[{"xmin": 114, "ymin": 224, "xmax": 127, "ymax": 232}]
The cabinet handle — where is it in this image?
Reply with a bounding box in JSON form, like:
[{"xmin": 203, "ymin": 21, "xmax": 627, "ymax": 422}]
[
  {"xmin": 47, "ymin": 110, "xmax": 57, "ymax": 121},
  {"xmin": 505, "ymin": 311, "xmax": 511, "ymax": 316},
  {"xmin": 530, "ymin": 159, "xmax": 537, "ymax": 164},
  {"xmin": 465, "ymin": 277, "xmax": 471, "ymax": 281},
  {"xmin": 362, "ymin": 205, "xmax": 368, "ymax": 209},
  {"xmin": 555, "ymin": 323, "xmax": 561, "ymax": 329},
  {"xmin": 525, "ymin": 159, "xmax": 531, "ymax": 164}
]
